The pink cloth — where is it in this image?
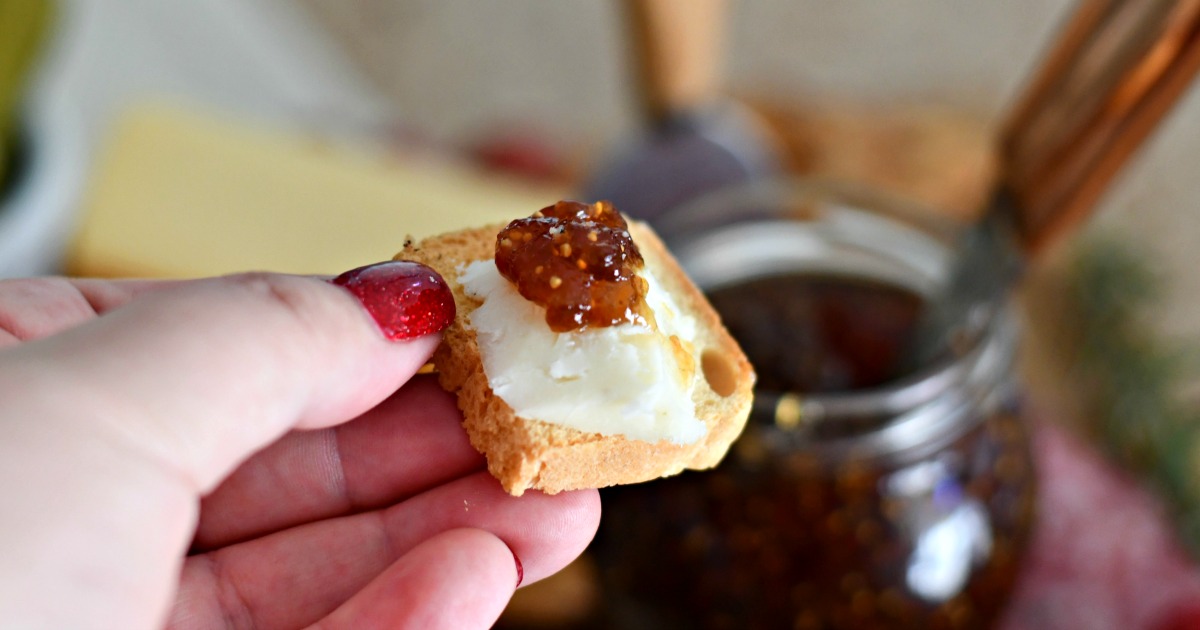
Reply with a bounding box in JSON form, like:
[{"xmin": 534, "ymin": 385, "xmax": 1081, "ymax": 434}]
[{"xmin": 999, "ymin": 422, "xmax": 1200, "ymax": 630}]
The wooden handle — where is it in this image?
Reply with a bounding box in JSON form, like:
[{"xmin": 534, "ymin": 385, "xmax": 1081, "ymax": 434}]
[
  {"xmin": 1000, "ymin": 0, "xmax": 1200, "ymax": 253},
  {"xmin": 623, "ymin": 0, "xmax": 726, "ymax": 120}
]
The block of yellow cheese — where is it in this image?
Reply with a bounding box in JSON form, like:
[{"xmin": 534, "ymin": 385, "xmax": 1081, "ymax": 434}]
[{"xmin": 69, "ymin": 103, "xmax": 567, "ymax": 278}]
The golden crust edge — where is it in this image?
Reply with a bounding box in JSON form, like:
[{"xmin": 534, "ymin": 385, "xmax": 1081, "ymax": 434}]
[{"xmin": 398, "ymin": 220, "xmax": 755, "ymax": 496}]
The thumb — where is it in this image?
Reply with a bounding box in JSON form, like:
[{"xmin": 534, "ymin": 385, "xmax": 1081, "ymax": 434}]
[
  {"xmin": 4, "ymin": 261, "xmax": 454, "ymax": 493},
  {"xmin": 0, "ymin": 262, "xmax": 454, "ymax": 627}
]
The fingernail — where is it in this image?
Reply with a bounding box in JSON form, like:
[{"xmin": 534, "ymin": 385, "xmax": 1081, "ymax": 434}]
[
  {"xmin": 500, "ymin": 540, "xmax": 524, "ymax": 589},
  {"xmin": 512, "ymin": 548, "xmax": 524, "ymax": 588},
  {"xmin": 331, "ymin": 261, "xmax": 455, "ymax": 341}
]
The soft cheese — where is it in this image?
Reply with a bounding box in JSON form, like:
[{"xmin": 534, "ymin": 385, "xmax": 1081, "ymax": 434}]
[{"xmin": 458, "ymin": 259, "xmax": 705, "ymax": 444}]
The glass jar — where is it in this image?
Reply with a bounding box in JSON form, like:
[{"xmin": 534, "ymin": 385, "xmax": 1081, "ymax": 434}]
[{"xmin": 587, "ymin": 180, "xmax": 1037, "ymax": 630}]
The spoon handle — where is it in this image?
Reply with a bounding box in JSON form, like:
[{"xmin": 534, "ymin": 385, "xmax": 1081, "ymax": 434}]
[
  {"xmin": 1001, "ymin": 0, "xmax": 1200, "ymax": 253},
  {"xmin": 623, "ymin": 0, "xmax": 727, "ymax": 122}
]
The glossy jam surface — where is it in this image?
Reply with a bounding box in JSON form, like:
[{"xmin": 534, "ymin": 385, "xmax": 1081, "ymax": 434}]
[
  {"xmin": 495, "ymin": 200, "xmax": 647, "ymax": 332},
  {"xmin": 584, "ymin": 274, "xmax": 1035, "ymax": 630}
]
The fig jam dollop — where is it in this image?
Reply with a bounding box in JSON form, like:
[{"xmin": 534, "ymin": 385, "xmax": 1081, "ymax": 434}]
[{"xmin": 495, "ymin": 200, "xmax": 648, "ymax": 332}]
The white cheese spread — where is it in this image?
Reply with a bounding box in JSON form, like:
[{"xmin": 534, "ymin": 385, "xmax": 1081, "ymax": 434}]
[{"xmin": 458, "ymin": 259, "xmax": 705, "ymax": 444}]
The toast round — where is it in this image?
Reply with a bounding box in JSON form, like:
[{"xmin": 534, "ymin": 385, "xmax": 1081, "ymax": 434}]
[{"xmin": 398, "ymin": 220, "xmax": 754, "ymax": 496}]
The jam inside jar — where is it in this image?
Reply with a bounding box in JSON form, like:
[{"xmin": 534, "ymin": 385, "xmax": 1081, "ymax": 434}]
[{"xmin": 588, "ymin": 181, "xmax": 1036, "ymax": 629}]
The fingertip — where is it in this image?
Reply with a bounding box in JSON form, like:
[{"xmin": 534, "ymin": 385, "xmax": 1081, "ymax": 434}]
[
  {"xmin": 550, "ymin": 488, "xmax": 603, "ymax": 549},
  {"xmin": 499, "ymin": 487, "xmax": 602, "ymax": 588},
  {"xmin": 316, "ymin": 528, "xmax": 517, "ymax": 630}
]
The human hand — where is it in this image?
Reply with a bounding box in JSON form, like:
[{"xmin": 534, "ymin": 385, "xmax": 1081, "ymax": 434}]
[{"xmin": 0, "ymin": 264, "xmax": 600, "ymax": 629}]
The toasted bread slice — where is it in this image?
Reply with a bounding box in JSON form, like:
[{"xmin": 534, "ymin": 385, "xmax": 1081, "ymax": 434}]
[{"xmin": 397, "ymin": 221, "xmax": 754, "ymax": 496}]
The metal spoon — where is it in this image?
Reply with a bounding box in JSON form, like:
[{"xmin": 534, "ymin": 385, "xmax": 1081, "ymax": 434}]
[
  {"xmin": 583, "ymin": 0, "xmax": 778, "ymax": 225},
  {"xmin": 911, "ymin": 0, "xmax": 1200, "ymax": 369},
  {"xmin": 760, "ymin": 0, "xmax": 1200, "ymax": 431}
]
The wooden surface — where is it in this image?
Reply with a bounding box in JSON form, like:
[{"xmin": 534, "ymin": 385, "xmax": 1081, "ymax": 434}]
[{"xmin": 623, "ymin": 0, "xmax": 726, "ymax": 119}]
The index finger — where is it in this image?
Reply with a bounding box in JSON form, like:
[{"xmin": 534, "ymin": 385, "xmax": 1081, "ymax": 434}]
[
  {"xmin": 192, "ymin": 376, "xmax": 485, "ymax": 551},
  {"xmin": 0, "ymin": 277, "xmax": 185, "ymax": 346}
]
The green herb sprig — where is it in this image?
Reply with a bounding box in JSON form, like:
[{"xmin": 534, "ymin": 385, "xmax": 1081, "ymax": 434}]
[{"xmin": 1068, "ymin": 237, "xmax": 1200, "ymax": 555}]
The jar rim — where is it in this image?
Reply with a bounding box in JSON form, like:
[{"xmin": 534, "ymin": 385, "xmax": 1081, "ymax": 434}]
[
  {"xmin": 658, "ymin": 177, "xmax": 1015, "ymax": 461},
  {"xmin": 657, "ymin": 177, "xmax": 966, "ymax": 249}
]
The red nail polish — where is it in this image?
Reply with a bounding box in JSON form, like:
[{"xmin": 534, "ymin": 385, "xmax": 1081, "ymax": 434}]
[
  {"xmin": 500, "ymin": 540, "xmax": 524, "ymax": 589},
  {"xmin": 331, "ymin": 261, "xmax": 455, "ymax": 341},
  {"xmin": 513, "ymin": 550, "xmax": 524, "ymax": 588}
]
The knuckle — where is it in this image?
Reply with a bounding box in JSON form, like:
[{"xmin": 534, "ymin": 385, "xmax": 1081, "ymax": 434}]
[
  {"xmin": 0, "ymin": 277, "xmax": 96, "ymax": 340},
  {"xmin": 223, "ymin": 272, "xmax": 319, "ymax": 313},
  {"xmin": 224, "ymin": 272, "xmax": 312, "ymax": 314},
  {"xmin": 216, "ymin": 273, "xmax": 345, "ymax": 346}
]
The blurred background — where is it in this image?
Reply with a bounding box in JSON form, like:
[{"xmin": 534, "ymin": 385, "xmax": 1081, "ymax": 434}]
[
  {"xmin": 1, "ymin": 0, "xmax": 1197, "ymax": 337},
  {"xmin": 4, "ymin": 1, "xmax": 1200, "ymax": 628}
]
